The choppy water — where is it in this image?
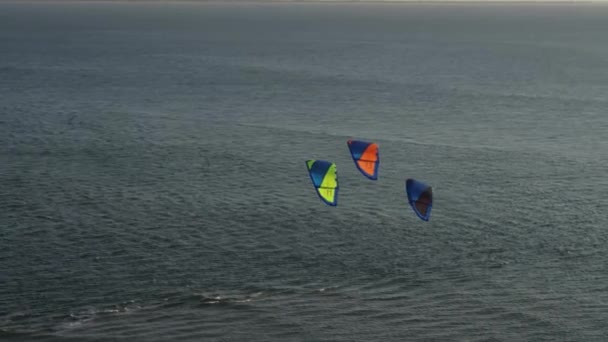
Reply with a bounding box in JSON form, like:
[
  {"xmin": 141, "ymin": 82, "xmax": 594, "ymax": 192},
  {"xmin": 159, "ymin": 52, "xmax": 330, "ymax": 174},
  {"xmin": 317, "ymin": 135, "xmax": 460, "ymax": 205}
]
[{"xmin": 1, "ymin": 2, "xmax": 608, "ymax": 341}]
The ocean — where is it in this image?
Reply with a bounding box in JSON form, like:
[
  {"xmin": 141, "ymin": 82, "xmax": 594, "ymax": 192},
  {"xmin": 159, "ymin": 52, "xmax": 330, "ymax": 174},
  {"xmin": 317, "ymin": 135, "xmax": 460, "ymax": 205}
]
[{"xmin": 1, "ymin": 1, "xmax": 607, "ymax": 341}]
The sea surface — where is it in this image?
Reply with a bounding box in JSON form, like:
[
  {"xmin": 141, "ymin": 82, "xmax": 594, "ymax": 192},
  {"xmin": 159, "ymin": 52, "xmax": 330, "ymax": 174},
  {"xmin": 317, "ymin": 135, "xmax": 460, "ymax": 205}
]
[{"xmin": 1, "ymin": 2, "xmax": 607, "ymax": 341}]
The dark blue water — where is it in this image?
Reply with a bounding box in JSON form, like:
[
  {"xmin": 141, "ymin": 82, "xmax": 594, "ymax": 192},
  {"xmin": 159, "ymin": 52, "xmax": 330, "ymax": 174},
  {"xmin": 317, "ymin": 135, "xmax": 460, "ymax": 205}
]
[{"xmin": 1, "ymin": 2, "xmax": 607, "ymax": 341}]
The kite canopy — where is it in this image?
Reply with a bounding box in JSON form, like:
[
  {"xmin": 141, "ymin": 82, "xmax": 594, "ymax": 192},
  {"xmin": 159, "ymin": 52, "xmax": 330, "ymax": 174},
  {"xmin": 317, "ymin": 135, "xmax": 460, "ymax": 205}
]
[
  {"xmin": 347, "ymin": 140, "xmax": 379, "ymax": 180},
  {"xmin": 405, "ymin": 178, "xmax": 433, "ymax": 221},
  {"xmin": 306, "ymin": 160, "xmax": 339, "ymax": 206}
]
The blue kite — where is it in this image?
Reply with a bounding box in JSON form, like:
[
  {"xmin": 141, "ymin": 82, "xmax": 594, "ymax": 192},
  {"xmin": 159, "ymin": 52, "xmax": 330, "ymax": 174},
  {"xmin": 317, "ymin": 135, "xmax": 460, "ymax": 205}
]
[{"xmin": 405, "ymin": 178, "xmax": 433, "ymax": 221}]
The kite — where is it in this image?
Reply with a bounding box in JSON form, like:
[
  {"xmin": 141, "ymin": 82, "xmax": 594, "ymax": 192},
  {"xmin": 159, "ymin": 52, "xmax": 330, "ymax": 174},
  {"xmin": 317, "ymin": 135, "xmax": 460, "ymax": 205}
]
[
  {"xmin": 405, "ymin": 178, "xmax": 433, "ymax": 221},
  {"xmin": 347, "ymin": 140, "xmax": 379, "ymax": 180},
  {"xmin": 306, "ymin": 160, "xmax": 339, "ymax": 206}
]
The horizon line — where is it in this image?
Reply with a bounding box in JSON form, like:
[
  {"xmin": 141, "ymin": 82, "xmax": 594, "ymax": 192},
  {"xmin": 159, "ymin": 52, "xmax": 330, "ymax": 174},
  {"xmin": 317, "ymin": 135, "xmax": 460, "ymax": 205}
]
[{"xmin": 2, "ymin": 0, "xmax": 607, "ymax": 3}]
